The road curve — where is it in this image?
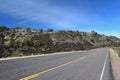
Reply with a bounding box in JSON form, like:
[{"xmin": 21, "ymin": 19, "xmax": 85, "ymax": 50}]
[{"xmin": 0, "ymin": 48, "xmax": 113, "ymax": 80}]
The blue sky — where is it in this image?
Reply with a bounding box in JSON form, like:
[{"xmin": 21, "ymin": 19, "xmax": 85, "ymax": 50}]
[{"xmin": 0, "ymin": 0, "xmax": 120, "ymax": 37}]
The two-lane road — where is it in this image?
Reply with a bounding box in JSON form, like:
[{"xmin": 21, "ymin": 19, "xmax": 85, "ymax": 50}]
[{"xmin": 0, "ymin": 48, "xmax": 113, "ymax": 80}]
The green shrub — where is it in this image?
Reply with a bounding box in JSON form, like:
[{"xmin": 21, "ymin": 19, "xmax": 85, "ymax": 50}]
[
  {"xmin": 113, "ymin": 47, "xmax": 120, "ymax": 57},
  {"xmin": 26, "ymin": 28, "xmax": 31, "ymax": 33},
  {"xmin": 5, "ymin": 42, "xmax": 11, "ymax": 47},
  {"xmin": 34, "ymin": 40, "xmax": 44, "ymax": 47},
  {"xmin": 47, "ymin": 28, "xmax": 53, "ymax": 32},
  {"xmin": 39, "ymin": 29, "xmax": 43, "ymax": 33},
  {"xmin": 117, "ymin": 49, "xmax": 120, "ymax": 57},
  {"xmin": 11, "ymin": 49, "xmax": 22, "ymax": 57}
]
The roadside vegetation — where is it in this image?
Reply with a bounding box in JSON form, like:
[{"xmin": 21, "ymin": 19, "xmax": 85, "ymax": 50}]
[
  {"xmin": 112, "ymin": 47, "xmax": 120, "ymax": 57},
  {"xmin": 11, "ymin": 49, "xmax": 23, "ymax": 57},
  {"xmin": 0, "ymin": 26, "xmax": 120, "ymax": 58}
]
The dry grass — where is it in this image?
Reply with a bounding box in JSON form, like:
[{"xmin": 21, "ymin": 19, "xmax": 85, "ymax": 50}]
[{"xmin": 112, "ymin": 47, "xmax": 120, "ymax": 57}]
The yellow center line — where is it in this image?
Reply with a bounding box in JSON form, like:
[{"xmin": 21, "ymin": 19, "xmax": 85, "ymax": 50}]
[{"xmin": 20, "ymin": 51, "xmax": 98, "ymax": 80}]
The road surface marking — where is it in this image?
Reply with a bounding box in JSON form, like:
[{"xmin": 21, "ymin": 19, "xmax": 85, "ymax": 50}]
[
  {"xmin": 20, "ymin": 51, "xmax": 99, "ymax": 80},
  {"xmin": 100, "ymin": 53, "xmax": 108, "ymax": 80},
  {"xmin": 20, "ymin": 56, "xmax": 87, "ymax": 80}
]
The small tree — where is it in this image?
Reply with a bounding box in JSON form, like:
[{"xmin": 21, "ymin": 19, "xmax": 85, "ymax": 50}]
[
  {"xmin": 39, "ymin": 29, "xmax": 43, "ymax": 33},
  {"xmin": 47, "ymin": 28, "xmax": 53, "ymax": 32},
  {"xmin": 15, "ymin": 26, "xmax": 22, "ymax": 29},
  {"xmin": 91, "ymin": 30, "xmax": 97, "ymax": 35},
  {"xmin": 26, "ymin": 28, "xmax": 31, "ymax": 33},
  {"xmin": 91, "ymin": 39, "xmax": 95, "ymax": 44}
]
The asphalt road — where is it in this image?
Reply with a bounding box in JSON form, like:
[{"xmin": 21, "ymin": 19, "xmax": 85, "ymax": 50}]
[{"xmin": 0, "ymin": 48, "xmax": 113, "ymax": 80}]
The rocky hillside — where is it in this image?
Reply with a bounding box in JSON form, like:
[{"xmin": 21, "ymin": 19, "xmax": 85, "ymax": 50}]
[{"xmin": 0, "ymin": 26, "xmax": 120, "ymax": 58}]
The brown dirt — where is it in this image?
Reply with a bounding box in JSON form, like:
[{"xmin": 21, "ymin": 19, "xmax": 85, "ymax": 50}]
[{"xmin": 110, "ymin": 49, "xmax": 120, "ymax": 80}]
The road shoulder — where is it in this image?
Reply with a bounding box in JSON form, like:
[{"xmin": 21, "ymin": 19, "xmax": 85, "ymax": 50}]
[
  {"xmin": 110, "ymin": 49, "xmax": 120, "ymax": 80},
  {"xmin": 0, "ymin": 48, "xmax": 100, "ymax": 61}
]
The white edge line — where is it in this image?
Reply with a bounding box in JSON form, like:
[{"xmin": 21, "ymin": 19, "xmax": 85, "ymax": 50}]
[
  {"xmin": 0, "ymin": 51, "xmax": 74, "ymax": 61},
  {"xmin": 0, "ymin": 50, "xmax": 85, "ymax": 61},
  {"xmin": 100, "ymin": 53, "xmax": 108, "ymax": 80}
]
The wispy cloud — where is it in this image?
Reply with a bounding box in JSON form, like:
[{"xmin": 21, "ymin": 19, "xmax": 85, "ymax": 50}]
[
  {"xmin": 0, "ymin": 0, "xmax": 99, "ymax": 30},
  {"xmin": 0, "ymin": 0, "xmax": 120, "ymax": 37}
]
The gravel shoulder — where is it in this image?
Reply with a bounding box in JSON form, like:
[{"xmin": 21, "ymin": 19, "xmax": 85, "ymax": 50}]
[{"xmin": 110, "ymin": 49, "xmax": 120, "ymax": 80}]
